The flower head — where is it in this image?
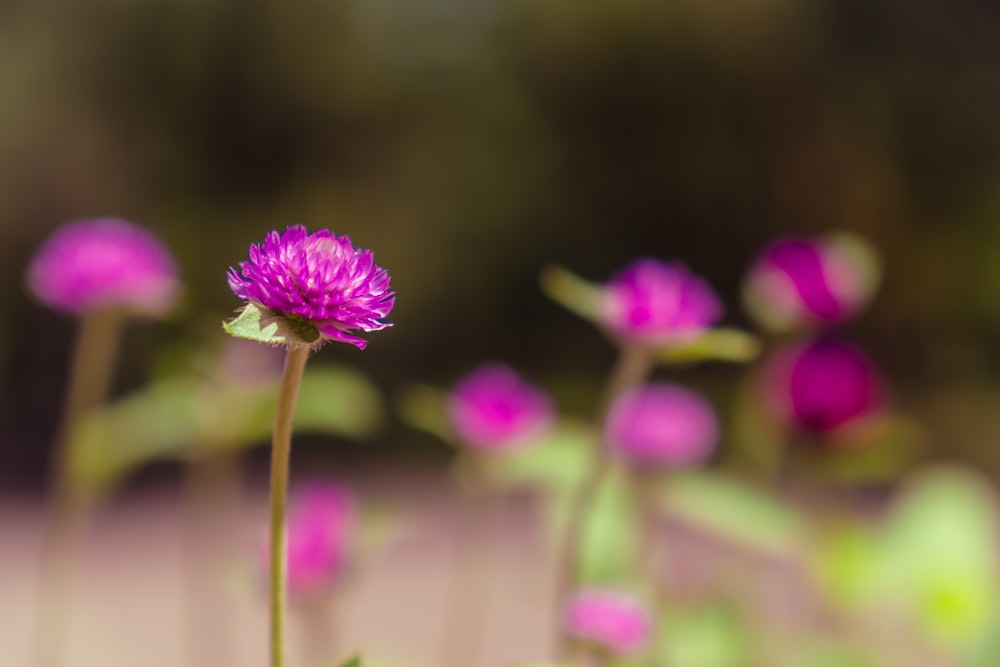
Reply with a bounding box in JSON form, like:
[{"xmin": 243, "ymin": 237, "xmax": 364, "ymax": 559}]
[
  {"xmin": 269, "ymin": 482, "xmax": 356, "ymax": 598},
  {"xmin": 744, "ymin": 235, "xmax": 878, "ymax": 331},
  {"xmin": 227, "ymin": 225, "xmax": 394, "ymax": 350},
  {"xmin": 27, "ymin": 218, "xmax": 179, "ymax": 316},
  {"xmin": 564, "ymin": 589, "xmax": 653, "ymax": 656},
  {"xmin": 446, "ymin": 364, "xmax": 554, "ymax": 452},
  {"xmin": 762, "ymin": 338, "xmax": 883, "ymax": 434},
  {"xmin": 604, "ymin": 383, "xmax": 718, "ymax": 467},
  {"xmin": 600, "ymin": 259, "xmax": 722, "ymax": 345}
]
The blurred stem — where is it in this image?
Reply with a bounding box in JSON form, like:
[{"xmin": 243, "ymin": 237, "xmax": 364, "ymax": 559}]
[
  {"xmin": 442, "ymin": 452, "xmax": 493, "ymax": 667},
  {"xmin": 554, "ymin": 343, "xmax": 654, "ymax": 660},
  {"xmin": 35, "ymin": 309, "xmax": 124, "ymax": 667},
  {"xmin": 270, "ymin": 344, "xmax": 311, "ymax": 667},
  {"xmin": 185, "ymin": 448, "xmax": 241, "ymax": 667}
]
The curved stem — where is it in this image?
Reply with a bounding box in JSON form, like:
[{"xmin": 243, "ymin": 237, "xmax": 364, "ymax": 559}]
[
  {"xmin": 554, "ymin": 343, "xmax": 654, "ymax": 659},
  {"xmin": 35, "ymin": 310, "xmax": 124, "ymax": 667},
  {"xmin": 269, "ymin": 344, "xmax": 311, "ymax": 667}
]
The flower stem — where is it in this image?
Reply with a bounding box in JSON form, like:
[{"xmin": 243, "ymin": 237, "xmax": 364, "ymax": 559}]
[
  {"xmin": 554, "ymin": 343, "xmax": 654, "ymax": 659},
  {"xmin": 36, "ymin": 310, "xmax": 124, "ymax": 667},
  {"xmin": 269, "ymin": 344, "xmax": 311, "ymax": 667}
]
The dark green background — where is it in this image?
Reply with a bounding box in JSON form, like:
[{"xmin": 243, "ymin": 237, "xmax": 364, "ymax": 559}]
[{"xmin": 3, "ymin": 0, "xmax": 1000, "ymax": 489}]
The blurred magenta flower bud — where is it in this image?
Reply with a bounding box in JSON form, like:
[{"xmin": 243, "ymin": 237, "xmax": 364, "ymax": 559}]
[
  {"xmin": 564, "ymin": 589, "xmax": 653, "ymax": 656},
  {"xmin": 446, "ymin": 364, "xmax": 555, "ymax": 452},
  {"xmin": 228, "ymin": 225, "xmax": 395, "ymax": 350},
  {"xmin": 743, "ymin": 233, "xmax": 879, "ymax": 331},
  {"xmin": 27, "ymin": 217, "xmax": 179, "ymax": 316},
  {"xmin": 276, "ymin": 483, "xmax": 356, "ymax": 598},
  {"xmin": 762, "ymin": 338, "xmax": 883, "ymax": 434},
  {"xmin": 604, "ymin": 383, "xmax": 719, "ymax": 467},
  {"xmin": 600, "ymin": 259, "xmax": 722, "ymax": 345}
]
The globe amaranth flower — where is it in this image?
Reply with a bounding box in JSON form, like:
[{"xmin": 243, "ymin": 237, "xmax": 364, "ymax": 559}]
[
  {"xmin": 265, "ymin": 482, "xmax": 356, "ymax": 599},
  {"xmin": 27, "ymin": 217, "xmax": 179, "ymax": 316},
  {"xmin": 446, "ymin": 364, "xmax": 555, "ymax": 452},
  {"xmin": 564, "ymin": 589, "xmax": 653, "ymax": 656},
  {"xmin": 743, "ymin": 234, "xmax": 878, "ymax": 332},
  {"xmin": 600, "ymin": 259, "xmax": 722, "ymax": 345},
  {"xmin": 762, "ymin": 338, "xmax": 883, "ymax": 434},
  {"xmin": 227, "ymin": 225, "xmax": 395, "ymax": 350},
  {"xmin": 604, "ymin": 383, "xmax": 719, "ymax": 467}
]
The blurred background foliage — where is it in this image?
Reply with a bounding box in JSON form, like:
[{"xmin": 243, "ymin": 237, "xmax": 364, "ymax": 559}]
[{"xmin": 3, "ymin": 0, "xmax": 1000, "ymax": 489}]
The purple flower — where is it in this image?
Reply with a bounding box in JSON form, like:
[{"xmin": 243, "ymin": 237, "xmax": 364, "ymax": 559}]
[
  {"xmin": 744, "ymin": 236, "xmax": 876, "ymax": 331},
  {"xmin": 266, "ymin": 483, "xmax": 356, "ymax": 599},
  {"xmin": 604, "ymin": 383, "xmax": 719, "ymax": 467},
  {"xmin": 446, "ymin": 364, "xmax": 555, "ymax": 452},
  {"xmin": 600, "ymin": 259, "xmax": 722, "ymax": 345},
  {"xmin": 564, "ymin": 589, "xmax": 653, "ymax": 656},
  {"xmin": 227, "ymin": 225, "xmax": 395, "ymax": 350},
  {"xmin": 762, "ymin": 338, "xmax": 883, "ymax": 434},
  {"xmin": 27, "ymin": 218, "xmax": 179, "ymax": 316}
]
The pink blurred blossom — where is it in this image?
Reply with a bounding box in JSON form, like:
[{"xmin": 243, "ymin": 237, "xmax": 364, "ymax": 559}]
[
  {"xmin": 744, "ymin": 236, "xmax": 874, "ymax": 331},
  {"xmin": 269, "ymin": 483, "xmax": 356, "ymax": 598},
  {"xmin": 446, "ymin": 364, "xmax": 554, "ymax": 452},
  {"xmin": 27, "ymin": 217, "xmax": 179, "ymax": 316},
  {"xmin": 604, "ymin": 383, "xmax": 718, "ymax": 467},
  {"xmin": 600, "ymin": 259, "xmax": 722, "ymax": 345},
  {"xmin": 762, "ymin": 338, "xmax": 883, "ymax": 434},
  {"xmin": 564, "ymin": 589, "xmax": 653, "ymax": 656}
]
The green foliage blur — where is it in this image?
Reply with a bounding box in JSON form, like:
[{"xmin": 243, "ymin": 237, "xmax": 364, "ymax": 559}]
[{"xmin": 4, "ymin": 0, "xmax": 1000, "ymax": 487}]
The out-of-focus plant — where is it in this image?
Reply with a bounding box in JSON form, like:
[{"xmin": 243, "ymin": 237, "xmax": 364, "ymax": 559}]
[
  {"xmin": 742, "ymin": 233, "xmax": 880, "ymax": 334},
  {"xmin": 27, "ymin": 217, "xmax": 180, "ymax": 667}
]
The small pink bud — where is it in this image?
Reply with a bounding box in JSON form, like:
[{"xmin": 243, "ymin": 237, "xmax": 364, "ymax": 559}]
[
  {"xmin": 744, "ymin": 235, "xmax": 877, "ymax": 331},
  {"xmin": 446, "ymin": 364, "xmax": 554, "ymax": 452},
  {"xmin": 604, "ymin": 383, "xmax": 719, "ymax": 467},
  {"xmin": 268, "ymin": 483, "xmax": 355, "ymax": 598},
  {"xmin": 564, "ymin": 589, "xmax": 653, "ymax": 656},
  {"xmin": 27, "ymin": 217, "xmax": 179, "ymax": 316},
  {"xmin": 600, "ymin": 259, "xmax": 722, "ymax": 345},
  {"xmin": 762, "ymin": 338, "xmax": 883, "ymax": 434}
]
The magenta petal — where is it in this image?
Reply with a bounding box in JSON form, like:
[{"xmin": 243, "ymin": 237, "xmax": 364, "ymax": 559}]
[
  {"xmin": 316, "ymin": 322, "xmax": 368, "ymax": 350},
  {"xmin": 227, "ymin": 226, "xmax": 394, "ymax": 349}
]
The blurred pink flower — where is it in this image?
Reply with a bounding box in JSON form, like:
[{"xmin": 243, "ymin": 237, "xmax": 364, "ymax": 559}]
[
  {"xmin": 446, "ymin": 364, "xmax": 554, "ymax": 452},
  {"xmin": 271, "ymin": 483, "xmax": 355, "ymax": 598},
  {"xmin": 564, "ymin": 589, "xmax": 653, "ymax": 656},
  {"xmin": 27, "ymin": 217, "xmax": 179, "ymax": 316},
  {"xmin": 744, "ymin": 236, "xmax": 875, "ymax": 331},
  {"xmin": 600, "ymin": 259, "xmax": 722, "ymax": 345},
  {"xmin": 762, "ymin": 338, "xmax": 883, "ymax": 434},
  {"xmin": 604, "ymin": 383, "xmax": 718, "ymax": 467}
]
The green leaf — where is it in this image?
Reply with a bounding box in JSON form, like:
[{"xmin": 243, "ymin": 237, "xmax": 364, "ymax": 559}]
[
  {"xmin": 873, "ymin": 466, "xmax": 1000, "ymax": 652},
  {"xmin": 656, "ymin": 328, "xmax": 761, "ymax": 364},
  {"xmin": 656, "ymin": 603, "xmax": 753, "ymax": 667},
  {"xmin": 337, "ymin": 656, "xmax": 361, "ymax": 667},
  {"xmin": 655, "ymin": 471, "xmax": 805, "ymax": 559},
  {"xmin": 66, "ymin": 365, "xmax": 383, "ymax": 494},
  {"xmin": 968, "ymin": 614, "xmax": 1000, "ymax": 667},
  {"xmin": 223, "ymin": 302, "xmax": 320, "ymax": 346},
  {"xmin": 576, "ymin": 465, "xmax": 641, "ymax": 584},
  {"xmin": 488, "ymin": 421, "xmax": 596, "ymax": 493},
  {"xmin": 540, "ymin": 265, "xmax": 602, "ymax": 322},
  {"xmin": 395, "ymin": 384, "xmax": 454, "ymax": 444}
]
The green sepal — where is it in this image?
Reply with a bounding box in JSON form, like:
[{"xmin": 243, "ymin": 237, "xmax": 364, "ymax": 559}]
[{"xmin": 223, "ymin": 301, "xmax": 320, "ymax": 346}]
